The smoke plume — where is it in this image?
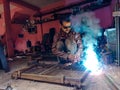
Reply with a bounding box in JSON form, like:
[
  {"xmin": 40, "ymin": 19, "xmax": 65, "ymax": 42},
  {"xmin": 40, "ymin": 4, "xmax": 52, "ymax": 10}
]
[
  {"xmin": 71, "ymin": 12, "xmax": 102, "ymax": 71},
  {"xmin": 71, "ymin": 12, "xmax": 101, "ymax": 48}
]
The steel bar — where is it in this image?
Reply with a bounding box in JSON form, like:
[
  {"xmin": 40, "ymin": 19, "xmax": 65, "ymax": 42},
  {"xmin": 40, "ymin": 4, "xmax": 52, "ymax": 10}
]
[
  {"xmin": 80, "ymin": 70, "xmax": 91, "ymax": 83},
  {"xmin": 38, "ymin": 64, "xmax": 58, "ymax": 75},
  {"xmin": 13, "ymin": 72, "xmax": 82, "ymax": 87},
  {"xmin": 11, "ymin": 65, "xmax": 37, "ymax": 79}
]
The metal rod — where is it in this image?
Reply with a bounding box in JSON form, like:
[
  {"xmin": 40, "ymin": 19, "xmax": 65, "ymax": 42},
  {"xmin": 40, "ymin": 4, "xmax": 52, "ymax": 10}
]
[{"xmin": 80, "ymin": 70, "xmax": 91, "ymax": 83}]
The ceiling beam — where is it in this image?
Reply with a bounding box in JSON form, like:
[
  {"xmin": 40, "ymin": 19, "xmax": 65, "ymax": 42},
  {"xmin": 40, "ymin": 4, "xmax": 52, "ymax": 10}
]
[
  {"xmin": 10, "ymin": 0, "xmax": 40, "ymax": 11},
  {"xmin": 34, "ymin": 0, "xmax": 97, "ymax": 17},
  {"xmin": 38, "ymin": 0, "xmax": 112, "ymax": 16},
  {"xmin": 40, "ymin": 0, "xmax": 97, "ymax": 16}
]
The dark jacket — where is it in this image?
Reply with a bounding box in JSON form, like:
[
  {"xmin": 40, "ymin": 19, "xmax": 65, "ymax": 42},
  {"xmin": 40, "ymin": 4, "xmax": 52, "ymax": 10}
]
[{"xmin": 52, "ymin": 29, "xmax": 83, "ymax": 60}]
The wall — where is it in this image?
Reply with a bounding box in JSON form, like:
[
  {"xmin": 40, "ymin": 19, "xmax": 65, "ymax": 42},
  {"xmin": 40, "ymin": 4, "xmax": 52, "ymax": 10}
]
[
  {"xmin": 0, "ymin": 0, "xmax": 117, "ymax": 54},
  {"xmin": 42, "ymin": 20, "xmax": 60, "ymax": 34},
  {"xmin": 94, "ymin": 6, "xmax": 113, "ymax": 28},
  {"xmin": 11, "ymin": 1, "xmax": 63, "ymax": 52},
  {"xmin": 11, "ymin": 23, "xmax": 42, "ymax": 52}
]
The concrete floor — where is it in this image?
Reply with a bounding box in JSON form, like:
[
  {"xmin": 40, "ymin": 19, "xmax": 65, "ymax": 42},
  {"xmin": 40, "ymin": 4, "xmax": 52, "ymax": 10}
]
[
  {"xmin": 0, "ymin": 58, "xmax": 75, "ymax": 90},
  {"xmin": 0, "ymin": 57, "xmax": 120, "ymax": 90},
  {"xmin": 105, "ymin": 65, "xmax": 120, "ymax": 89}
]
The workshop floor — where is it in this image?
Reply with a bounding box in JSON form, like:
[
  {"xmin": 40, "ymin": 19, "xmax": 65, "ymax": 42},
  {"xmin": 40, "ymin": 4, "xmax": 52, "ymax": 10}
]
[
  {"xmin": 0, "ymin": 57, "xmax": 120, "ymax": 90},
  {"xmin": 0, "ymin": 57, "xmax": 74, "ymax": 90},
  {"xmin": 104, "ymin": 64, "xmax": 120, "ymax": 89}
]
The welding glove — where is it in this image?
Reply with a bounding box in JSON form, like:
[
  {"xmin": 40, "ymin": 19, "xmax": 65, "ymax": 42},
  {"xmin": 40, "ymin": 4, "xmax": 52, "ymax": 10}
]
[
  {"xmin": 75, "ymin": 54, "xmax": 81, "ymax": 62},
  {"xmin": 68, "ymin": 54, "xmax": 80, "ymax": 63}
]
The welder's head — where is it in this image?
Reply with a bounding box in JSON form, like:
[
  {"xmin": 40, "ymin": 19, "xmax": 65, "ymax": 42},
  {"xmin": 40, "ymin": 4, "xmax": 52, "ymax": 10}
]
[{"xmin": 59, "ymin": 16, "xmax": 71, "ymax": 33}]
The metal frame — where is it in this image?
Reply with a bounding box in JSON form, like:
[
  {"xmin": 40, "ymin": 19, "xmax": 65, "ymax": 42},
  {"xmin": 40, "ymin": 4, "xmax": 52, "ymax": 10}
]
[{"xmin": 11, "ymin": 62, "xmax": 90, "ymax": 89}]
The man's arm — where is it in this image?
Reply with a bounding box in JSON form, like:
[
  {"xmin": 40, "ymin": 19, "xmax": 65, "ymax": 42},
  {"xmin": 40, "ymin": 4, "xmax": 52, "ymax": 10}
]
[{"xmin": 52, "ymin": 33, "xmax": 69, "ymax": 60}]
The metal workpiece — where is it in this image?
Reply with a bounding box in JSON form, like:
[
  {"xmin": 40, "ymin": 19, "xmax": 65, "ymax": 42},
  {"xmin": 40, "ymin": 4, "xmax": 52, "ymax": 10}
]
[{"xmin": 11, "ymin": 63, "xmax": 87, "ymax": 88}]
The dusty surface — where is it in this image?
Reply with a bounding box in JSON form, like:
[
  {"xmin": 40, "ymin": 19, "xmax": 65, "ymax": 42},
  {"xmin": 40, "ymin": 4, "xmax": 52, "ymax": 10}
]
[
  {"xmin": 0, "ymin": 58, "xmax": 120, "ymax": 90},
  {"xmin": 0, "ymin": 59, "xmax": 74, "ymax": 90}
]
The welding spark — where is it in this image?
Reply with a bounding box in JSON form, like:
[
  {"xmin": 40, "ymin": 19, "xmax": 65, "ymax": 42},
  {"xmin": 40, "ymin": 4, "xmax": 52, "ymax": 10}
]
[{"xmin": 83, "ymin": 44, "xmax": 102, "ymax": 74}]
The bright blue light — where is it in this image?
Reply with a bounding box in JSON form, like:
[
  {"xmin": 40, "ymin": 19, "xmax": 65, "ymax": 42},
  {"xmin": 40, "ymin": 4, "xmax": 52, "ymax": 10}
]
[{"xmin": 83, "ymin": 45, "xmax": 100, "ymax": 73}]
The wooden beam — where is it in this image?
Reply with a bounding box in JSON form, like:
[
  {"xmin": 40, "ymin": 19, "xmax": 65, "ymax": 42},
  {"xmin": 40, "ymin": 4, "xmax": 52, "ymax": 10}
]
[
  {"xmin": 3, "ymin": 0, "xmax": 14, "ymax": 57},
  {"xmin": 10, "ymin": 0, "xmax": 40, "ymax": 11}
]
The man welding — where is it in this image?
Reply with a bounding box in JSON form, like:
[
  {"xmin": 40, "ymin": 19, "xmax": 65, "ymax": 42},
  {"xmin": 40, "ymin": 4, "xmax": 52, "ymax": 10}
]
[{"xmin": 52, "ymin": 15, "xmax": 83, "ymax": 65}]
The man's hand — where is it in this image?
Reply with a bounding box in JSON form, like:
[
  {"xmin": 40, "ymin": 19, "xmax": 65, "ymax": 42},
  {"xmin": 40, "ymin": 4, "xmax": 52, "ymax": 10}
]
[
  {"xmin": 75, "ymin": 54, "xmax": 80, "ymax": 62},
  {"xmin": 68, "ymin": 54, "xmax": 80, "ymax": 63}
]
